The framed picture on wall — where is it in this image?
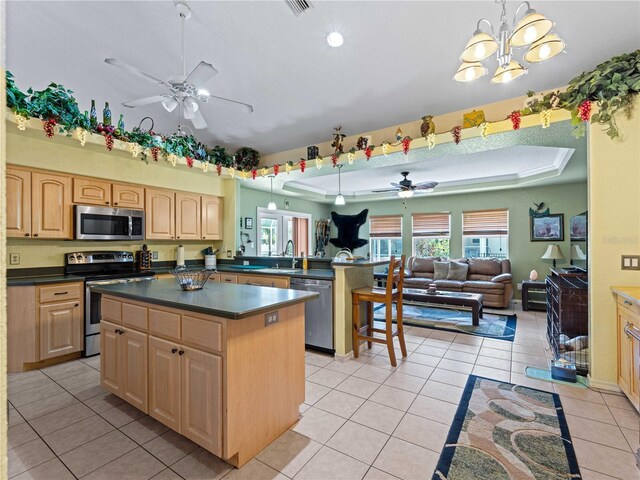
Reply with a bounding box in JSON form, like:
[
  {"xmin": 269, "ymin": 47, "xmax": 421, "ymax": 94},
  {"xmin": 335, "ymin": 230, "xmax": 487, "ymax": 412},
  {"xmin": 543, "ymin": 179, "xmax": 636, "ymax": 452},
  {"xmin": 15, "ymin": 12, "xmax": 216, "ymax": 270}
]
[
  {"xmin": 530, "ymin": 214, "xmax": 564, "ymax": 241},
  {"xmin": 245, "ymin": 217, "xmax": 253, "ymax": 230}
]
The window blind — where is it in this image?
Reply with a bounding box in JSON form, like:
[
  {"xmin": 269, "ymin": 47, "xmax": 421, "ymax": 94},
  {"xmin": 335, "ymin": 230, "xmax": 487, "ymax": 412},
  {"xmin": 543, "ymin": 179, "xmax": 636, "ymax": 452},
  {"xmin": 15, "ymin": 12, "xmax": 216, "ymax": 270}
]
[
  {"xmin": 412, "ymin": 213, "xmax": 450, "ymax": 237},
  {"xmin": 370, "ymin": 215, "xmax": 402, "ymax": 238},
  {"xmin": 462, "ymin": 209, "xmax": 508, "ymax": 236}
]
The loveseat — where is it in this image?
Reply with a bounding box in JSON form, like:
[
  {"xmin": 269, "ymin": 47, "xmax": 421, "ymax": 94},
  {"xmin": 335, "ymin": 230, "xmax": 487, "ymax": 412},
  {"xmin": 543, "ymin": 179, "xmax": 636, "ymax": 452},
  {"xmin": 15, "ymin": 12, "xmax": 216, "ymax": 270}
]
[{"xmin": 403, "ymin": 256, "xmax": 513, "ymax": 308}]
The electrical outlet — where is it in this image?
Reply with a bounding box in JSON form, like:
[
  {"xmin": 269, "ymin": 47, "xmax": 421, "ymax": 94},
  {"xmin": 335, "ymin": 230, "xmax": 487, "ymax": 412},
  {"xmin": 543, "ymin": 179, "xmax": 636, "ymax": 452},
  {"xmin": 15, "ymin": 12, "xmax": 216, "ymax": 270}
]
[
  {"xmin": 152, "ymin": 251, "xmax": 159, "ymax": 260},
  {"xmin": 9, "ymin": 253, "xmax": 20, "ymax": 265},
  {"xmin": 517, "ymin": 282, "xmax": 522, "ymax": 291},
  {"xmin": 621, "ymin": 255, "xmax": 640, "ymax": 270}
]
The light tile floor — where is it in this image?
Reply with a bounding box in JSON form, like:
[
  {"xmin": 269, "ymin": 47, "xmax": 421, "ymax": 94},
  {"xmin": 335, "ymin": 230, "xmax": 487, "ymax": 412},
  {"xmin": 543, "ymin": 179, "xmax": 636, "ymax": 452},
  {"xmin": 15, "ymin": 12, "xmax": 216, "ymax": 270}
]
[{"xmin": 7, "ymin": 304, "xmax": 640, "ymax": 479}]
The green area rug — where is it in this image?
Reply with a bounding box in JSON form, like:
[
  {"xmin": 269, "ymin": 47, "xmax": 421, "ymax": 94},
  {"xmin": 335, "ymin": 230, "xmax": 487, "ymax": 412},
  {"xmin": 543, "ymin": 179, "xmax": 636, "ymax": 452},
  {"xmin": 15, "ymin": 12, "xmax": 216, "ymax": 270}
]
[
  {"xmin": 374, "ymin": 304, "xmax": 517, "ymax": 341},
  {"xmin": 433, "ymin": 375, "xmax": 581, "ymax": 480}
]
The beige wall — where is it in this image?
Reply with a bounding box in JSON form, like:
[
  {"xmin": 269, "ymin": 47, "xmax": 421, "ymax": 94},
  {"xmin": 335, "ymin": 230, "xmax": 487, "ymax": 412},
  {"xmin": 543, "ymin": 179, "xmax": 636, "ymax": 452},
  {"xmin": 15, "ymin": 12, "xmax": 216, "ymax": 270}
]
[
  {"xmin": 588, "ymin": 98, "xmax": 640, "ymax": 389},
  {"xmin": 6, "ymin": 129, "xmax": 237, "ymax": 268}
]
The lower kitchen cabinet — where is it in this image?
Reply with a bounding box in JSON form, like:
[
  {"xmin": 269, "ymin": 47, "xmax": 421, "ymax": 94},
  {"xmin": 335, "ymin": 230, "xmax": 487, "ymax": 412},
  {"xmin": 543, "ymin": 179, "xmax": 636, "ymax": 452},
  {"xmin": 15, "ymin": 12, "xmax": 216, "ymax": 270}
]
[
  {"xmin": 39, "ymin": 300, "xmax": 83, "ymax": 360},
  {"xmin": 149, "ymin": 336, "xmax": 181, "ymax": 431},
  {"xmin": 237, "ymin": 274, "xmax": 289, "ymax": 288},
  {"xmin": 101, "ymin": 322, "xmax": 122, "ymax": 395},
  {"xmin": 615, "ymin": 291, "xmax": 640, "ymax": 410}
]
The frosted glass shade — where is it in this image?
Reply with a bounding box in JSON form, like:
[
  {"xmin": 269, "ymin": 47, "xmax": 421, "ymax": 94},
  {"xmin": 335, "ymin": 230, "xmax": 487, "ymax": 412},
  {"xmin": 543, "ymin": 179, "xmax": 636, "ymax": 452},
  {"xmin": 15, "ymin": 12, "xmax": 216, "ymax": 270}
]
[
  {"xmin": 454, "ymin": 62, "xmax": 488, "ymax": 83},
  {"xmin": 511, "ymin": 12, "xmax": 553, "ymax": 46},
  {"xmin": 461, "ymin": 32, "xmax": 498, "ymax": 62},
  {"xmin": 524, "ymin": 34, "xmax": 565, "ymax": 63}
]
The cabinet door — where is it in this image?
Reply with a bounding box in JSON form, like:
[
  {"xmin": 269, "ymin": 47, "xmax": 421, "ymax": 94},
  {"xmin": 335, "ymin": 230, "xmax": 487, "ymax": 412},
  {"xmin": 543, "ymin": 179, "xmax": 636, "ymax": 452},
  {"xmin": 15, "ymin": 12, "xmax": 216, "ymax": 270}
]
[
  {"xmin": 176, "ymin": 193, "xmax": 201, "ymax": 240},
  {"xmin": 101, "ymin": 321, "xmax": 121, "ymax": 395},
  {"xmin": 149, "ymin": 336, "xmax": 181, "ymax": 431},
  {"xmin": 6, "ymin": 168, "xmax": 31, "ymax": 238},
  {"xmin": 201, "ymin": 195, "xmax": 223, "ymax": 240},
  {"xmin": 112, "ymin": 184, "xmax": 144, "ymax": 209},
  {"xmin": 31, "ymin": 173, "xmax": 72, "ymax": 239},
  {"xmin": 39, "ymin": 301, "xmax": 82, "ymax": 360},
  {"xmin": 181, "ymin": 346, "xmax": 222, "ymax": 456},
  {"xmin": 73, "ymin": 178, "xmax": 112, "ymax": 206},
  {"xmin": 121, "ymin": 328, "xmax": 148, "ymax": 413},
  {"xmin": 631, "ymin": 332, "xmax": 640, "ymax": 406},
  {"xmin": 618, "ymin": 308, "xmax": 634, "ymax": 397},
  {"xmin": 145, "ymin": 188, "xmax": 175, "ymax": 240}
]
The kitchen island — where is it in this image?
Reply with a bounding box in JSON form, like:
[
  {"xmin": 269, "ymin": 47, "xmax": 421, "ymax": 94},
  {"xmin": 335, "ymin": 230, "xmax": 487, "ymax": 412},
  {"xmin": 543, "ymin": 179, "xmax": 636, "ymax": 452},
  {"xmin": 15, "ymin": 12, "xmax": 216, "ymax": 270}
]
[{"xmin": 91, "ymin": 279, "xmax": 318, "ymax": 468}]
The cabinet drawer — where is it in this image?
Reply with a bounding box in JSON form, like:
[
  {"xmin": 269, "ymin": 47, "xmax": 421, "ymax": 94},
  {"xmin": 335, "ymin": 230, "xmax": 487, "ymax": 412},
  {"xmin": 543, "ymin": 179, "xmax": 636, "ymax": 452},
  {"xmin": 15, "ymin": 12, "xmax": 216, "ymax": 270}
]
[
  {"xmin": 39, "ymin": 283, "xmax": 81, "ymax": 303},
  {"xmin": 149, "ymin": 308, "xmax": 181, "ymax": 341},
  {"xmin": 122, "ymin": 302, "xmax": 148, "ymax": 331},
  {"xmin": 617, "ymin": 296, "xmax": 640, "ymax": 318},
  {"xmin": 182, "ymin": 315, "xmax": 223, "ymax": 353},
  {"xmin": 101, "ymin": 297, "xmax": 122, "ymax": 323},
  {"xmin": 219, "ymin": 274, "xmax": 237, "ymax": 284},
  {"xmin": 238, "ymin": 275, "xmax": 289, "ymax": 288}
]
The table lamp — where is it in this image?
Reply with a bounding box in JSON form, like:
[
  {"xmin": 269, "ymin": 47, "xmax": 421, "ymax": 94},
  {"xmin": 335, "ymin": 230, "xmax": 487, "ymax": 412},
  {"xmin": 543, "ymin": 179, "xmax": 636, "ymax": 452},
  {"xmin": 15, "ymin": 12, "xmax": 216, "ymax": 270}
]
[{"xmin": 541, "ymin": 244, "xmax": 565, "ymax": 269}]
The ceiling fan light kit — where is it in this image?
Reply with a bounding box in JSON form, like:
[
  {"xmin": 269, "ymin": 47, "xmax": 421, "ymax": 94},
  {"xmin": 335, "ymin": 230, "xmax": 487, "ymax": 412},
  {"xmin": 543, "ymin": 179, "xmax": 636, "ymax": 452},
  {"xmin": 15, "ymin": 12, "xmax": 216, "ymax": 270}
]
[{"xmin": 455, "ymin": 0, "xmax": 565, "ymax": 84}]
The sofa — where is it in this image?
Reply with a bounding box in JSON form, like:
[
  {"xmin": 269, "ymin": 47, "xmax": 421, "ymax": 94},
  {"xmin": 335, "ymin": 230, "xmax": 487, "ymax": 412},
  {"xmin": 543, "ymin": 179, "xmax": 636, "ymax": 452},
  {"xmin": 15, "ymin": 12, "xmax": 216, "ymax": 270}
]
[{"xmin": 403, "ymin": 256, "xmax": 513, "ymax": 308}]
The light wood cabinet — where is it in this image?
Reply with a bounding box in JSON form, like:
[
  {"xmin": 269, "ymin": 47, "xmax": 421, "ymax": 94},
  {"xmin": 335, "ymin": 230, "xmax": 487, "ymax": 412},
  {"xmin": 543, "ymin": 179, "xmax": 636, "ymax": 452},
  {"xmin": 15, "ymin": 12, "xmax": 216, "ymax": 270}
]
[
  {"xmin": 145, "ymin": 188, "xmax": 175, "ymax": 240},
  {"xmin": 100, "ymin": 320, "xmax": 148, "ymax": 413},
  {"xmin": 31, "ymin": 172, "xmax": 73, "ymax": 239},
  {"xmin": 149, "ymin": 336, "xmax": 181, "ymax": 431},
  {"xmin": 616, "ymin": 292, "xmax": 640, "ymax": 410},
  {"xmin": 6, "ymin": 168, "xmax": 32, "ymax": 238},
  {"xmin": 237, "ymin": 274, "xmax": 290, "ymax": 289},
  {"xmin": 73, "ymin": 178, "xmax": 111, "ymax": 206},
  {"xmin": 176, "ymin": 193, "xmax": 201, "ymax": 240},
  {"xmin": 112, "ymin": 183, "xmax": 144, "ymax": 209},
  {"xmin": 201, "ymin": 195, "xmax": 223, "ymax": 240},
  {"xmin": 39, "ymin": 300, "xmax": 83, "ymax": 360},
  {"xmin": 219, "ymin": 274, "xmax": 237, "ymax": 284}
]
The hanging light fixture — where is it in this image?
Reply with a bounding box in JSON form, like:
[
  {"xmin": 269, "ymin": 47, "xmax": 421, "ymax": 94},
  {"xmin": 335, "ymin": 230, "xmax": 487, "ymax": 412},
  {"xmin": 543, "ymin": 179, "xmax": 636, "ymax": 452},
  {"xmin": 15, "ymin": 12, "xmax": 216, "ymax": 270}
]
[
  {"xmin": 454, "ymin": 0, "xmax": 564, "ymax": 85},
  {"xmin": 161, "ymin": 95, "xmax": 178, "ymax": 112},
  {"xmin": 397, "ymin": 189, "xmax": 414, "ymax": 199},
  {"xmin": 267, "ymin": 175, "xmax": 277, "ymax": 210},
  {"xmin": 335, "ymin": 164, "xmax": 345, "ymax": 205}
]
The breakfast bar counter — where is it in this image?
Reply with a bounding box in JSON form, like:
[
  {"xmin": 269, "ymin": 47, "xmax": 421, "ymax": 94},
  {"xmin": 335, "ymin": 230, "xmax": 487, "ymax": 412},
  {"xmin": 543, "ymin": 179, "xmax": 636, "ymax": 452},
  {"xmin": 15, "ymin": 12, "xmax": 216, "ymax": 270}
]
[{"xmin": 93, "ymin": 279, "xmax": 317, "ymax": 468}]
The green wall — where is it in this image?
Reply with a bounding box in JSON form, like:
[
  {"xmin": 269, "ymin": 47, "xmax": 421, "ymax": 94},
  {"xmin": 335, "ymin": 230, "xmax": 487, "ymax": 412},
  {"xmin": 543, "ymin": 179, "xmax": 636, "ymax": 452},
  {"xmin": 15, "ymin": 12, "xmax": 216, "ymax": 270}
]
[
  {"xmin": 330, "ymin": 181, "xmax": 588, "ymax": 298},
  {"xmin": 237, "ymin": 184, "xmax": 332, "ymax": 256}
]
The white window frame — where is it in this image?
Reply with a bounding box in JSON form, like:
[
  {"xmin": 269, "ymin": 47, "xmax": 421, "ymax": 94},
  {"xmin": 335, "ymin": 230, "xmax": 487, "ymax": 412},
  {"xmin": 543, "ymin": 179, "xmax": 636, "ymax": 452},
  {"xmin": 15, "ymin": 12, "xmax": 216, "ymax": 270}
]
[
  {"xmin": 412, "ymin": 236, "xmax": 451, "ymax": 257},
  {"xmin": 370, "ymin": 237, "xmax": 403, "ymax": 260},
  {"xmin": 257, "ymin": 207, "xmax": 312, "ymax": 257}
]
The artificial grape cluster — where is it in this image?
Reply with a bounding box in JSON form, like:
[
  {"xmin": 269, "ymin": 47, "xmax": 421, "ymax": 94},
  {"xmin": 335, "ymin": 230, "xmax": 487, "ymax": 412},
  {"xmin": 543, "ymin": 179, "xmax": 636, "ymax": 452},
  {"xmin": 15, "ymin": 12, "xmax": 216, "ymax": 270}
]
[
  {"xmin": 578, "ymin": 101, "xmax": 592, "ymax": 122},
  {"xmin": 186, "ymin": 156, "xmax": 194, "ymax": 168},
  {"xmin": 299, "ymin": 159, "xmax": 306, "ymax": 173},
  {"xmin": 402, "ymin": 137, "xmax": 412, "ymax": 155},
  {"xmin": 151, "ymin": 147, "xmax": 160, "ymax": 162},
  {"xmin": 451, "ymin": 126, "xmax": 462, "ymax": 144},
  {"xmin": 43, "ymin": 118, "xmax": 57, "ymax": 138},
  {"xmin": 365, "ymin": 146, "xmax": 373, "ymax": 160},
  {"xmin": 104, "ymin": 134, "xmax": 114, "ymax": 151},
  {"xmin": 510, "ymin": 111, "xmax": 522, "ymax": 130}
]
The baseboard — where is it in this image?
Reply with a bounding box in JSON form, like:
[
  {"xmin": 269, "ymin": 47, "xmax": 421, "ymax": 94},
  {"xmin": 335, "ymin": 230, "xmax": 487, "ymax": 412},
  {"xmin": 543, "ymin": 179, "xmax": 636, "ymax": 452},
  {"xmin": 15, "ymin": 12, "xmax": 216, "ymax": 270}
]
[
  {"xmin": 587, "ymin": 375, "xmax": 622, "ymax": 393},
  {"xmin": 333, "ymin": 351, "xmax": 354, "ymax": 362}
]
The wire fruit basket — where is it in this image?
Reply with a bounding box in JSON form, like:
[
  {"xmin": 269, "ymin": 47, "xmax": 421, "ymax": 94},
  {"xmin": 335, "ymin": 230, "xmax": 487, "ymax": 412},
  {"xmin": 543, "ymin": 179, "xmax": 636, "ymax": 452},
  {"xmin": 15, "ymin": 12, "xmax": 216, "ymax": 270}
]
[{"xmin": 172, "ymin": 268, "xmax": 213, "ymax": 291}]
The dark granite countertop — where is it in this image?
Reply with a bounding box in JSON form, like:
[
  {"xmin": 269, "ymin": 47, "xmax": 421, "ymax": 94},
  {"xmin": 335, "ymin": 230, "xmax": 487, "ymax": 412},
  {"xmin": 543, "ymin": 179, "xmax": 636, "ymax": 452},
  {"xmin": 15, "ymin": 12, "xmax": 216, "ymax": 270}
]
[
  {"xmin": 8, "ymin": 274, "xmax": 85, "ymax": 286},
  {"xmin": 91, "ymin": 278, "xmax": 319, "ymax": 319},
  {"xmin": 154, "ymin": 265, "xmax": 335, "ymax": 281}
]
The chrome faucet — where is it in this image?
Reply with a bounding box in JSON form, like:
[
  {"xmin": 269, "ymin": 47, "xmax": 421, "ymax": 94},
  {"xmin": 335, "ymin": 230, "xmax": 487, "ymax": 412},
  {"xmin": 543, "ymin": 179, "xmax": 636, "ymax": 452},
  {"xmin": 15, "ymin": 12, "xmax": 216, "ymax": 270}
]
[{"xmin": 283, "ymin": 240, "xmax": 296, "ymax": 268}]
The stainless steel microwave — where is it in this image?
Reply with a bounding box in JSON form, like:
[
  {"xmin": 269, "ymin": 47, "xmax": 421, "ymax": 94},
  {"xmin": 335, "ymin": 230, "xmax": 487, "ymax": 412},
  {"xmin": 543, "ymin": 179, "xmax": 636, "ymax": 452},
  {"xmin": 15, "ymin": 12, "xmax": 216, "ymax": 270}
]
[{"xmin": 74, "ymin": 205, "xmax": 145, "ymax": 240}]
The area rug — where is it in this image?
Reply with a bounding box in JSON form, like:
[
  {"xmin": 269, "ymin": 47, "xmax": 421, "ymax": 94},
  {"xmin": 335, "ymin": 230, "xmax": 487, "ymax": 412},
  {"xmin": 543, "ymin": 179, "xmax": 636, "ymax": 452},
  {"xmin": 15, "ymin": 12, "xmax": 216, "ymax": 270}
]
[
  {"xmin": 432, "ymin": 375, "xmax": 581, "ymax": 480},
  {"xmin": 373, "ymin": 304, "xmax": 517, "ymax": 341}
]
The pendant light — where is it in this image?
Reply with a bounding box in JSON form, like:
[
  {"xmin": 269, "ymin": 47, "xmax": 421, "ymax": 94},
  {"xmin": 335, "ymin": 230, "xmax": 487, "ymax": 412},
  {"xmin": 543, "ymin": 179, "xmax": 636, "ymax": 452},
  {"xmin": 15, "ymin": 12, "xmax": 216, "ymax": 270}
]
[
  {"xmin": 454, "ymin": 0, "xmax": 564, "ymax": 85},
  {"xmin": 335, "ymin": 164, "xmax": 345, "ymax": 206},
  {"xmin": 267, "ymin": 175, "xmax": 277, "ymax": 210}
]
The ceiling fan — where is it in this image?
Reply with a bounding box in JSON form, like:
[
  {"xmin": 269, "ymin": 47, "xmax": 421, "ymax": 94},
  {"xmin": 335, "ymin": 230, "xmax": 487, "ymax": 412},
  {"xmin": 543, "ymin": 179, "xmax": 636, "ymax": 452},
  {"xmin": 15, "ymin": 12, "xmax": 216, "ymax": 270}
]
[
  {"xmin": 372, "ymin": 171, "xmax": 438, "ymax": 198},
  {"xmin": 104, "ymin": 1, "xmax": 253, "ymax": 130}
]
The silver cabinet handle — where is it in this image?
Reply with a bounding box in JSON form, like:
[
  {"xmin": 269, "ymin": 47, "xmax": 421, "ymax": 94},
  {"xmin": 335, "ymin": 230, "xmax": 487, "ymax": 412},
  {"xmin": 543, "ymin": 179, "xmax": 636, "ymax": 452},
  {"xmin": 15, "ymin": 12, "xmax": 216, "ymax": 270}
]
[{"xmin": 624, "ymin": 323, "xmax": 640, "ymax": 341}]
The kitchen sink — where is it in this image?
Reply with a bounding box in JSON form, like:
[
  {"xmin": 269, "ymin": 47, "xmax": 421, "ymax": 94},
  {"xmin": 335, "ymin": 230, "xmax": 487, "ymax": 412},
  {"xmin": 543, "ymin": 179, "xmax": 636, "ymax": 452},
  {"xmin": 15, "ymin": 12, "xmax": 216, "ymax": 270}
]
[{"xmin": 257, "ymin": 268, "xmax": 303, "ymax": 274}]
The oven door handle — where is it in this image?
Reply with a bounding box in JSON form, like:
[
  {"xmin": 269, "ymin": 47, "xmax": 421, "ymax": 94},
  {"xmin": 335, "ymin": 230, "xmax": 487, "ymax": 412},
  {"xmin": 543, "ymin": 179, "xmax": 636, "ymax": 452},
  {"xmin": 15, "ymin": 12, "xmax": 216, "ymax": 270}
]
[{"xmin": 128, "ymin": 216, "xmax": 133, "ymax": 240}]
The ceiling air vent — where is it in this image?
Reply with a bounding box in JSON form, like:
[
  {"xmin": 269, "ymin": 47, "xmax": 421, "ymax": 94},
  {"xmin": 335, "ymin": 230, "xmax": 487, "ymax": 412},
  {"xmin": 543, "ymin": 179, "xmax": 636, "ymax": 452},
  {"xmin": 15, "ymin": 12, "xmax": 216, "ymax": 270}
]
[{"xmin": 285, "ymin": 0, "xmax": 312, "ymax": 16}]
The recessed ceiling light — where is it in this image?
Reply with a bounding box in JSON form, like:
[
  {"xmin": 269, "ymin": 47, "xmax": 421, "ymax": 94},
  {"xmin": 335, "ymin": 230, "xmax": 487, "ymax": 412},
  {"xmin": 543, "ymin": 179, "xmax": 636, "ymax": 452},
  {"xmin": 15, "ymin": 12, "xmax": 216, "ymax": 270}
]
[{"xmin": 326, "ymin": 32, "xmax": 344, "ymax": 48}]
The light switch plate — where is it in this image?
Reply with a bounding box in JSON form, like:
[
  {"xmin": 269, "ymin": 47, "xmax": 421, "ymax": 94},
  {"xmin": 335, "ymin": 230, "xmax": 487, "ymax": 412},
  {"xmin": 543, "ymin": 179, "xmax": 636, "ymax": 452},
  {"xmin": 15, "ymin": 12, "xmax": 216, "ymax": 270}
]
[
  {"xmin": 152, "ymin": 251, "xmax": 158, "ymax": 260},
  {"xmin": 9, "ymin": 253, "xmax": 20, "ymax": 265},
  {"xmin": 621, "ymin": 255, "xmax": 640, "ymax": 270}
]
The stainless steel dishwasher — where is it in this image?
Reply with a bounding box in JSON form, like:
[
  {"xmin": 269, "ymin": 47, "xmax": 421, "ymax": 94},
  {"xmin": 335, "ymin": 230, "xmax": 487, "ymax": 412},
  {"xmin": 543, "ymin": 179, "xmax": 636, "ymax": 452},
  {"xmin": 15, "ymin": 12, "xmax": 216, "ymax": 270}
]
[{"xmin": 290, "ymin": 278, "xmax": 334, "ymax": 353}]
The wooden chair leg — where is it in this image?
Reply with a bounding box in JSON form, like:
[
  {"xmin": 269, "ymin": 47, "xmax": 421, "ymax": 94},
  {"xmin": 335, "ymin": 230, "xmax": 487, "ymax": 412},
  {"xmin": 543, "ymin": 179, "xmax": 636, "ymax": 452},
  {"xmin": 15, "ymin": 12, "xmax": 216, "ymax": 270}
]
[
  {"xmin": 396, "ymin": 299, "xmax": 407, "ymax": 358},
  {"xmin": 367, "ymin": 301, "xmax": 373, "ymax": 349},
  {"xmin": 385, "ymin": 304, "xmax": 397, "ymax": 367},
  {"xmin": 352, "ymin": 296, "xmax": 360, "ymax": 358}
]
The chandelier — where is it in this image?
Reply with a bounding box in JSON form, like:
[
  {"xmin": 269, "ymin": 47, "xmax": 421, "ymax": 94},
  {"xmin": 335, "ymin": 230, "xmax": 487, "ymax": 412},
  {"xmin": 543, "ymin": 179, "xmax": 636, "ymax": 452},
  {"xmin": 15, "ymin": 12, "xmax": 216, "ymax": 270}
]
[{"xmin": 454, "ymin": 0, "xmax": 566, "ymax": 84}]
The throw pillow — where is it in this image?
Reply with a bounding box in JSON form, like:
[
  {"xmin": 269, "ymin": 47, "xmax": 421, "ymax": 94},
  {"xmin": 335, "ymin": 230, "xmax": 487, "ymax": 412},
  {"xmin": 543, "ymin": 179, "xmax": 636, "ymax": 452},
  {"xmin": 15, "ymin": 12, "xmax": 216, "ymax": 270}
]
[
  {"xmin": 433, "ymin": 261, "xmax": 450, "ymax": 280},
  {"xmin": 447, "ymin": 261, "xmax": 469, "ymax": 281}
]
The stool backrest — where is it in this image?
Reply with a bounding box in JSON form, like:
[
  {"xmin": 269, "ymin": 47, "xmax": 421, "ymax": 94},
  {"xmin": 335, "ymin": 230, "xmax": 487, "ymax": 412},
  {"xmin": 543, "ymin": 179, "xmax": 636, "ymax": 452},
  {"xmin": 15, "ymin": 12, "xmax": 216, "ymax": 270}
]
[{"xmin": 385, "ymin": 255, "xmax": 406, "ymax": 301}]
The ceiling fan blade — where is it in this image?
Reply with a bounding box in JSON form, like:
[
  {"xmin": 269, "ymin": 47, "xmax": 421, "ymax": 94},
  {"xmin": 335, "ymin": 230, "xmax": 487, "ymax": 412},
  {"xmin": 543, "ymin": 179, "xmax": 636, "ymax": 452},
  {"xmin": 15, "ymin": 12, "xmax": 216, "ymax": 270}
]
[
  {"xmin": 185, "ymin": 61, "xmax": 219, "ymax": 86},
  {"xmin": 189, "ymin": 108, "xmax": 208, "ymax": 130},
  {"xmin": 122, "ymin": 95, "xmax": 166, "ymax": 108},
  {"xmin": 372, "ymin": 188, "xmax": 399, "ymax": 193},
  {"xmin": 209, "ymin": 95, "xmax": 254, "ymax": 113},
  {"xmin": 104, "ymin": 58, "xmax": 170, "ymax": 87},
  {"xmin": 390, "ymin": 183, "xmax": 402, "ymax": 188},
  {"xmin": 414, "ymin": 182, "xmax": 439, "ymax": 190}
]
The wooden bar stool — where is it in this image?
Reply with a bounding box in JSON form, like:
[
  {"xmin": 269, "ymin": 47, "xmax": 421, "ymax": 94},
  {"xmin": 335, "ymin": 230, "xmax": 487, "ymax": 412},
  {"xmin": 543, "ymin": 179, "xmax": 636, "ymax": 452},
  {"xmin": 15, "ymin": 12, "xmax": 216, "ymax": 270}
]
[{"xmin": 352, "ymin": 255, "xmax": 407, "ymax": 367}]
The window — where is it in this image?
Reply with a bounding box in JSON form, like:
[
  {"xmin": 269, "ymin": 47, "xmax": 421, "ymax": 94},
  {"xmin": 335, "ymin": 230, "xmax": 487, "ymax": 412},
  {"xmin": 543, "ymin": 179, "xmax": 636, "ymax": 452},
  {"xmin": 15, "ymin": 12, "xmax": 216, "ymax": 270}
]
[
  {"xmin": 257, "ymin": 208, "xmax": 311, "ymax": 256},
  {"xmin": 370, "ymin": 215, "xmax": 402, "ymax": 259},
  {"xmin": 462, "ymin": 209, "xmax": 509, "ymax": 258},
  {"xmin": 412, "ymin": 212, "xmax": 451, "ymax": 257}
]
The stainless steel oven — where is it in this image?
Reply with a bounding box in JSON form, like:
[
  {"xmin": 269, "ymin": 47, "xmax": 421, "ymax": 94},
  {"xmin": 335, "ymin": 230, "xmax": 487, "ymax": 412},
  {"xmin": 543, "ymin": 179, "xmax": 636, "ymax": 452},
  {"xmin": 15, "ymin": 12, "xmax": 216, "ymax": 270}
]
[{"xmin": 75, "ymin": 205, "xmax": 144, "ymax": 241}]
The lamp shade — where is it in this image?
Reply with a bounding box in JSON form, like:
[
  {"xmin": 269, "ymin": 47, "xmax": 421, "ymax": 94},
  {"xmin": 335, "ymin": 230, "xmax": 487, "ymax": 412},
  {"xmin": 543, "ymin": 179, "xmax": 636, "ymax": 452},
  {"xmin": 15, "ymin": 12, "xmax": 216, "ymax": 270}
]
[
  {"xmin": 161, "ymin": 96, "xmax": 178, "ymax": 112},
  {"xmin": 541, "ymin": 244, "xmax": 565, "ymax": 260},
  {"xmin": 510, "ymin": 12, "xmax": 553, "ymax": 46},
  {"xmin": 570, "ymin": 244, "xmax": 586, "ymax": 260},
  {"xmin": 524, "ymin": 34, "xmax": 565, "ymax": 63},
  {"xmin": 397, "ymin": 189, "xmax": 414, "ymax": 199},
  {"xmin": 454, "ymin": 62, "xmax": 488, "ymax": 83},
  {"xmin": 461, "ymin": 31, "xmax": 499, "ymax": 62},
  {"xmin": 267, "ymin": 201, "xmax": 277, "ymax": 211},
  {"xmin": 334, "ymin": 194, "xmax": 345, "ymax": 206},
  {"xmin": 491, "ymin": 60, "xmax": 527, "ymax": 84}
]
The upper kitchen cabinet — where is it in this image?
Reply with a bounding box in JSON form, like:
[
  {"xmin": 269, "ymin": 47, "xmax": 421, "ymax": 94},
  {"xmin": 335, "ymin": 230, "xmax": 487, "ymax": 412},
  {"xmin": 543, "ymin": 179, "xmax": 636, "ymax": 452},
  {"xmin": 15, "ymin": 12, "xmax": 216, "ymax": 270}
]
[
  {"xmin": 176, "ymin": 193, "xmax": 201, "ymax": 241},
  {"xmin": 31, "ymin": 172, "xmax": 73, "ymax": 239},
  {"xmin": 74, "ymin": 179, "xmax": 144, "ymax": 209},
  {"xmin": 201, "ymin": 195, "xmax": 223, "ymax": 240},
  {"xmin": 6, "ymin": 167, "xmax": 31, "ymax": 238},
  {"xmin": 112, "ymin": 184, "xmax": 144, "ymax": 209},
  {"xmin": 146, "ymin": 188, "xmax": 175, "ymax": 240}
]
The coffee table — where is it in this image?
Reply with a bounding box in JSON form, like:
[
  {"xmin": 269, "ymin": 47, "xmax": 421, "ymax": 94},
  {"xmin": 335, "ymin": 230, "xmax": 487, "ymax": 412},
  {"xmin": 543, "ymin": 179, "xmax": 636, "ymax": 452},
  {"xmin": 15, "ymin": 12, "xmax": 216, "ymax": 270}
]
[{"xmin": 402, "ymin": 289, "xmax": 484, "ymax": 326}]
